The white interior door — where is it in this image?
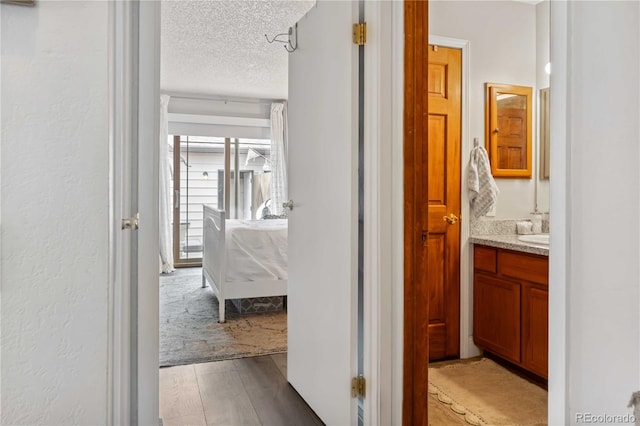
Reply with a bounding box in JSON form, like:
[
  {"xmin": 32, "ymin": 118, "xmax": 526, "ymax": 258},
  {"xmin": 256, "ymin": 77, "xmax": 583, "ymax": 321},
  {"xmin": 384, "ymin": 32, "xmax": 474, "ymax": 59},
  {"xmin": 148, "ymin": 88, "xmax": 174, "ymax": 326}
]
[{"xmin": 287, "ymin": 1, "xmax": 360, "ymax": 424}]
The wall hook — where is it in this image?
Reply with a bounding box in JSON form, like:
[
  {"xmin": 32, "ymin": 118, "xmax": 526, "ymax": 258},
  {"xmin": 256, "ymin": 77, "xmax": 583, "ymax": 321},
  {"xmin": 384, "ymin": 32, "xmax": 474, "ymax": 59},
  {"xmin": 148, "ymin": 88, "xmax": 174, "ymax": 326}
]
[{"xmin": 265, "ymin": 23, "xmax": 298, "ymax": 53}]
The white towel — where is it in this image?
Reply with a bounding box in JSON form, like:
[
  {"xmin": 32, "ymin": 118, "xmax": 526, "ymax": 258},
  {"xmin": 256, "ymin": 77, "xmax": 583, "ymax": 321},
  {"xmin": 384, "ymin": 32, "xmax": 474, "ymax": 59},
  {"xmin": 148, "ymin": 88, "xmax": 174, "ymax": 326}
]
[{"xmin": 468, "ymin": 138, "xmax": 499, "ymax": 218}]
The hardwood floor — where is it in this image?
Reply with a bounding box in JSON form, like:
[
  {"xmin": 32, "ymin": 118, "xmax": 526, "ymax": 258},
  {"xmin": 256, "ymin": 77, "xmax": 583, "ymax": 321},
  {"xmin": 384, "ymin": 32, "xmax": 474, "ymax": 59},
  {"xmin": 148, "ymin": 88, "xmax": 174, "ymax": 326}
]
[{"xmin": 160, "ymin": 354, "xmax": 323, "ymax": 426}]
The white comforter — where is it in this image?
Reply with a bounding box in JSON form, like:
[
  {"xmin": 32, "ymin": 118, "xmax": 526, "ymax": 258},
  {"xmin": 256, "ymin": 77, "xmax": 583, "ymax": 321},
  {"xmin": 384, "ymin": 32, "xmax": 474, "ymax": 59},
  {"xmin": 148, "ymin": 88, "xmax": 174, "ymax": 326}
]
[{"xmin": 224, "ymin": 219, "xmax": 288, "ymax": 282}]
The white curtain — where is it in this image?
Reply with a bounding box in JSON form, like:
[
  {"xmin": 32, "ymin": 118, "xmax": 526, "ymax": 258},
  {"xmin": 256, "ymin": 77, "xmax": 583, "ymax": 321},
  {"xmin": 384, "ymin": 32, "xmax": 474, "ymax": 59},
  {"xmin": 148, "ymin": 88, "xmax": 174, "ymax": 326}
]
[
  {"xmin": 270, "ymin": 102, "xmax": 288, "ymax": 215},
  {"xmin": 159, "ymin": 95, "xmax": 174, "ymax": 273}
]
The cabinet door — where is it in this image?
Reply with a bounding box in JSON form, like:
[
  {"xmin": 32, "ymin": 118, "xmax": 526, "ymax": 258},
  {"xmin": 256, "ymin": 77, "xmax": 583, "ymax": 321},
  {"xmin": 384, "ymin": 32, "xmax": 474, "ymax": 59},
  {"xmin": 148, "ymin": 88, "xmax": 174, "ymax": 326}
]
[
  {"xmin": 522, "ymin": 283, "xmax": 548, "ymax": 378},
  {"xmin": 473, "ymin": 273, "xmax": 521, "ymax": 363}
]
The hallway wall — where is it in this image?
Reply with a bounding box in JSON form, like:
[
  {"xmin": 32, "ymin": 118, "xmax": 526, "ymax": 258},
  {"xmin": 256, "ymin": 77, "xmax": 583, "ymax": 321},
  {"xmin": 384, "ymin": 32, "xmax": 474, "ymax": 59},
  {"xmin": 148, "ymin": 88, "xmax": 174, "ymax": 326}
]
[{"xmin": 1, "ymin": 1, "xmax": 110, "ymax": 423}]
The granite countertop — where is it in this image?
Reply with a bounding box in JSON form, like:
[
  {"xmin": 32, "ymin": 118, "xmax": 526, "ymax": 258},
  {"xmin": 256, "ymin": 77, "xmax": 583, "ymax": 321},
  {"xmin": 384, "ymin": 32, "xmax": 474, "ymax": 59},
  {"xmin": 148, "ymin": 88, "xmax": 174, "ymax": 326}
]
[{"xmin": 470, "ymin": 234, "xmax": 549, "ymax": 256}]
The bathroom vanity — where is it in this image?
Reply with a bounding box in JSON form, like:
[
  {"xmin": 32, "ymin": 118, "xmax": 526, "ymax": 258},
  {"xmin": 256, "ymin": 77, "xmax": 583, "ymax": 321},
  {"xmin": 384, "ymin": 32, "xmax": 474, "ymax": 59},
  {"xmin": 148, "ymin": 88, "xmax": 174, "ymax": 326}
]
[{"xmin": 471, "ymin": 242, "xmax": 548, "ymax": 379}]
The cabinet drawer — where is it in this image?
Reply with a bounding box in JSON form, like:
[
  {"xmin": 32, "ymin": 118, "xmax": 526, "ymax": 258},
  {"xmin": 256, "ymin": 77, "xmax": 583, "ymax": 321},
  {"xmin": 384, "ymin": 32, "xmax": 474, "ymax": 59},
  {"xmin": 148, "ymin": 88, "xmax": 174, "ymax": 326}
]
[
  {"xmin": 474, "ymin": 246, "xmax": 497, "ymax": 273},
  {"xmin": 499, "ymin": 250, "xmax": 548, "ymax": 286}
]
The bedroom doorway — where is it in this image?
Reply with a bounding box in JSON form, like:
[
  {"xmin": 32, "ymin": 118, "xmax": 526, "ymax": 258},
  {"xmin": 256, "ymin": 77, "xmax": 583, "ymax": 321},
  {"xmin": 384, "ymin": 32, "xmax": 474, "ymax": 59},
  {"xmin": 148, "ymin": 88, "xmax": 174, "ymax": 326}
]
[
  {"xmin": 156, "ymin": 0, "xmax": 317, "ymax": 423},
  {"xmin": 120, "ymin": 0, "xmax": 395, "ymax": 423}
]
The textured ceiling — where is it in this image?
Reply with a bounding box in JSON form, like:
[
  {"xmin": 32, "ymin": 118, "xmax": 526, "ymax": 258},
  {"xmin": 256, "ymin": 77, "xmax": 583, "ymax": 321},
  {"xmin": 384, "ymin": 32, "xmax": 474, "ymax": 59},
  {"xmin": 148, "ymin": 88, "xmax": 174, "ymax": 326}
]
[{"xmin": 161, "ymin": 0, "xmax": 314, "ymax": 100}]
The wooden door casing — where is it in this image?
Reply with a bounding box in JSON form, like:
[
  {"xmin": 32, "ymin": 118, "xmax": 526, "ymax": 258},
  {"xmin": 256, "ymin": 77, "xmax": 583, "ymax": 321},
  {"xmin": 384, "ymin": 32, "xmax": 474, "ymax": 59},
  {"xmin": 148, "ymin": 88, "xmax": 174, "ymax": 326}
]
[
  {"xmin": 426, "ymin": 45, "xmax": 462, "ymax": 361},
  {"xmin": 403, "ymin": 1, "xmax": 430, "ymax": 425}
]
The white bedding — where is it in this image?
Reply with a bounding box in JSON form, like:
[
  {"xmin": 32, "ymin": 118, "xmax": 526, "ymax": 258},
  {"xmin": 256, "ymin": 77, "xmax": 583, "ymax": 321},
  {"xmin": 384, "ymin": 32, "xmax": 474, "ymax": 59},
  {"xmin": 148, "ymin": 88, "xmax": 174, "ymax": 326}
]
[{"xmin": 224, "ymin": 219, "xmax": 288, "ymax": 282}]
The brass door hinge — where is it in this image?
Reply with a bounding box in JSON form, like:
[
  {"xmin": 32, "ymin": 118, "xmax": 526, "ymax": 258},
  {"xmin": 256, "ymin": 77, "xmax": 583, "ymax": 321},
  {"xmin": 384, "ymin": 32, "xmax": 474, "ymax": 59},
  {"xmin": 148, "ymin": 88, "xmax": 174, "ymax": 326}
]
[
  {"xmin": 351, "ymin": 375, "xmax": 366, "ymax": 398},
  {"xmin": 353, "ymin": 22, "xmax": 367, "ymax": 46}
]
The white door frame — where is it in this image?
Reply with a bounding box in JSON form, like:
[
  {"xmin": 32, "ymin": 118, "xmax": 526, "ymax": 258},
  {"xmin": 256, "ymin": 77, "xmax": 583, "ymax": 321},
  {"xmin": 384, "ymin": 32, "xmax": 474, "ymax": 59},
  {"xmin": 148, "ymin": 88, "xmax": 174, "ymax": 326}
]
[
  {"xmin": 107, "ymin": 1, "xmax": 133, "ymax": 422},
  {"xmin": 548, "ymin": 1, "xmax": 568, "ymax": 423},
  {"xmin": 136, "ymin": 1, "xmax": 161, "ymax": 424},
  {"xmin": 110, "ymin": 1, "xmax": 395, "ymax": 424},
  {"xmin": 363, "ymin": 2, "xmax": 393, "ymax": 424},
  {"xmin": 108, "ymin": 1, "xmax": 160, "ymax": 424}
]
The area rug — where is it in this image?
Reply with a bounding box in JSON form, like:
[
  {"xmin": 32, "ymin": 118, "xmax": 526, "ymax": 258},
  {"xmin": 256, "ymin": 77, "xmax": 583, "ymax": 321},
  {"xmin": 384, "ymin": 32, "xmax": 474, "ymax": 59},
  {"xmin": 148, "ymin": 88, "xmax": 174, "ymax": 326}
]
[
  {"xmin": 428, "ymin": 358, "xmax": 547, "ymax": 426},
  {"xmin": 160, "ymin": 267, "xmax": 287, "ymax": 367}
]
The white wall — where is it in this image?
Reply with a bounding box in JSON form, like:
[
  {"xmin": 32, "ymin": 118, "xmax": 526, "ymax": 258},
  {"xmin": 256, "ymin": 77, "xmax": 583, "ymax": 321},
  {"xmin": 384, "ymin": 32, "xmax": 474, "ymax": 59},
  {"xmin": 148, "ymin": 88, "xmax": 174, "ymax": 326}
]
[
  {"xmin": 556, "ymin": 1, "xmax": 640, "ymax": 423},
  {"xmin": 1, "ymin": 2, "xmax": 110, "ymax": 424},
  {"xmin": 429, "ymin": 1, "xmax": 537, "ymax": 218},
  {"xmin": 536, "ymin": 0, "xmax": 550, "ymax": 214}
]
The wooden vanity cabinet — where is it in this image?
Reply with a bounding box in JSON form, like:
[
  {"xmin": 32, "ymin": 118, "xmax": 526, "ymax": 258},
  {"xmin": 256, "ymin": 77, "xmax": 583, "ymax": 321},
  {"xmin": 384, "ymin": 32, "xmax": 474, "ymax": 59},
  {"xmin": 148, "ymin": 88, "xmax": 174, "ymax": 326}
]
[
  {"xmin": 473, "ymin": 274, "xmax": 521, "ymax": 364},
  {"xmin": 473, "ymin": 245, "xmax": 548, "ymax": 378}
]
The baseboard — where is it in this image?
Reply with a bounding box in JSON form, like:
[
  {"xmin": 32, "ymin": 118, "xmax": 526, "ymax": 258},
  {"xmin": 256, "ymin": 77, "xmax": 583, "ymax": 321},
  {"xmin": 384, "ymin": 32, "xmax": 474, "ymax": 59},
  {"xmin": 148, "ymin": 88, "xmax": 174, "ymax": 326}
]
[{"xmin": 461, "ymin": 336, "xmax": 482, "ymax": 359}]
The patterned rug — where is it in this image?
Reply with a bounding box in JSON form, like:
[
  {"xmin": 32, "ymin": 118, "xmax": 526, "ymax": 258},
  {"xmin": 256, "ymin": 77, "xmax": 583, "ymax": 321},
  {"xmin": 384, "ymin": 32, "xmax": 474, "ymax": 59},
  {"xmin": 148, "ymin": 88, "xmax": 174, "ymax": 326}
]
[
  {"xmin": 428, "ymin": 358, "xmax": 547, "ymax": 425},
  {"xmin": 160, "ymin": 267, "xmax": 287, "ymax": 367}
]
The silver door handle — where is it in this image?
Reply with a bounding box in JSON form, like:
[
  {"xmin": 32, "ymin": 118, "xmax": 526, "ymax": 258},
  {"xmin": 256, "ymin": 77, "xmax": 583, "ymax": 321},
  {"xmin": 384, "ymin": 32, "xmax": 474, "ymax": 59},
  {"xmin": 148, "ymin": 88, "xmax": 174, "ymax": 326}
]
[
  {"xmin": 174, "ymin": 190, "xmax": 180, "ymax": 209},
  {"xmin": 282, "ymin": 200, "xmax": 294, "ymax": 210}
]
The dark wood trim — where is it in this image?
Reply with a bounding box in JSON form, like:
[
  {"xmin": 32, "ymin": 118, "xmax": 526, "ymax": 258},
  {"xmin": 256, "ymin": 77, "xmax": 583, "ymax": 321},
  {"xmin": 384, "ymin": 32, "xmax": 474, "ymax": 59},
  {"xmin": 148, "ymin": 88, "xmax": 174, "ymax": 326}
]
[{"xmin": 403, "ymin": 1, "xmax": 429, "ymax": 425}]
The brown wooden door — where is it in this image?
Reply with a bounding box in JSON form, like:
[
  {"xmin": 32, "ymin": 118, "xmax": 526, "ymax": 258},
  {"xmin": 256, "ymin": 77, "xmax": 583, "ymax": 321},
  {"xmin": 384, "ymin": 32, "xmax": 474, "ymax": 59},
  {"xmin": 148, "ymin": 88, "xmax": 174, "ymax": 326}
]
[{"xmin": 426, "ymin": 45, "xmax": 461, "ymax": 360}]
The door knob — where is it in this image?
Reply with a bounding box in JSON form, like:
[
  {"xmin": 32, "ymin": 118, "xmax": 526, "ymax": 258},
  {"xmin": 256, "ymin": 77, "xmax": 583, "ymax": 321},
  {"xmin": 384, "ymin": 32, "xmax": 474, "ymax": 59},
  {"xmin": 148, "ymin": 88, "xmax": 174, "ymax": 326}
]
[
  {"xmin": 443, "ymin": 213, "xmax": 459, "ymax": 225},
  {"xmin": 282, "ymin": 200, "xmax": 294, "ymax": 210}
]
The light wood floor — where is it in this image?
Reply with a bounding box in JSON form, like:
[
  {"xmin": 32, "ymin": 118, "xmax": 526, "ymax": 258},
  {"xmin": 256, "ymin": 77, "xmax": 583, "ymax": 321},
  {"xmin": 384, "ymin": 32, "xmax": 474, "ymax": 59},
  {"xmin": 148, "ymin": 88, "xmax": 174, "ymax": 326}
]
[
  {"xmin": 161, "ymin": 354, "xmax": 472, "ymax": 426},
  {"xmin": 160, "ymin": 354, "xmax": 323, "ymax": 426}
]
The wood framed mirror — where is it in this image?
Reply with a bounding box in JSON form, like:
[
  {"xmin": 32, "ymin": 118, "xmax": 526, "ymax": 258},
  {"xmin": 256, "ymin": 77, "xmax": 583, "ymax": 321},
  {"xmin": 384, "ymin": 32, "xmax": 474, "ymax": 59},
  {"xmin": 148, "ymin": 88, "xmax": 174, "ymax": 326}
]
[
  {"xmin": 485, "ymin": 83, "xmax": 533, "ymax": 178},
  {"xmin": 539, "ymin": 87, "xmax": 550, "ymax": 179}
]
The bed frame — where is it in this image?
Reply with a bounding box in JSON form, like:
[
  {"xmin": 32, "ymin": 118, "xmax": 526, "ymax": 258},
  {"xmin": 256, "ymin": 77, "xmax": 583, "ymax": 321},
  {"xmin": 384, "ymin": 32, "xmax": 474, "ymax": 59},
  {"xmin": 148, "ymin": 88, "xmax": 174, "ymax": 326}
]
[{"xmin": 202, "ymin": 205, "xmax": 288, "ymax": 322}]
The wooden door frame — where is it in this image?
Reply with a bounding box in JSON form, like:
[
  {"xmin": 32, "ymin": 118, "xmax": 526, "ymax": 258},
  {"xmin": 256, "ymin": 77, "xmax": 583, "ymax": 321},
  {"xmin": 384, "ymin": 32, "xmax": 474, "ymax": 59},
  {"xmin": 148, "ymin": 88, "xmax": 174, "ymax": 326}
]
[{"xmin": 402, "ymin": 1, "xmax": 430, "ymax": 424}]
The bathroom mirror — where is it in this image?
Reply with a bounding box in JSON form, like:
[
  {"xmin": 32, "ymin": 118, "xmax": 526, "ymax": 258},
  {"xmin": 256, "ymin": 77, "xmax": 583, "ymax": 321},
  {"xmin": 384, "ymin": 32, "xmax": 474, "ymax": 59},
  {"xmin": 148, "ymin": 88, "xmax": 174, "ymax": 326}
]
[
  {"xmin": 539, "ymin": 87, "xmax": 550, "ymax": 179},
  {"xmin": 485, "ymin": 83, "xmax": 533, "ymax": 178}
]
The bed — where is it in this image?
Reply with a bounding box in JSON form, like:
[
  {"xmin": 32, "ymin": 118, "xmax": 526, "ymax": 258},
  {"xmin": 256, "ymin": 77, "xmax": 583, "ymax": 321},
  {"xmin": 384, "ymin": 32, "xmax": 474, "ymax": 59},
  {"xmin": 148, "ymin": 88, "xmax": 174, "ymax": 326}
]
[{"xmin": 202, "ymin": 205, "xmax": 288, "ymax": 322}]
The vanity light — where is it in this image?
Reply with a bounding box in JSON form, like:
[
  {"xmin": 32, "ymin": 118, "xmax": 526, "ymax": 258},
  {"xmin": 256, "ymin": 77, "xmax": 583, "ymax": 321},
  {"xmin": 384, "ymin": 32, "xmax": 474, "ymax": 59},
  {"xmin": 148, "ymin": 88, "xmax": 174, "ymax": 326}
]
[
  {"xmin": 545, "ymin": 62, "xmax": 551, "ymax": 75},
  {"xmin": 202, "ymin": 171, "xmax": 209, "ymax": 180}
]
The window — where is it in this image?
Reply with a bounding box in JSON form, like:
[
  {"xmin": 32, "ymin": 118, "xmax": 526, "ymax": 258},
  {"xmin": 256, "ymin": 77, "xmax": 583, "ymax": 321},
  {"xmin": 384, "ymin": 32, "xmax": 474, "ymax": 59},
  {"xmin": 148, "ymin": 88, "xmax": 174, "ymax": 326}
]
[{"xmin": 169, "ymin": 135, "xmax": 271, "ymax": 264}]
